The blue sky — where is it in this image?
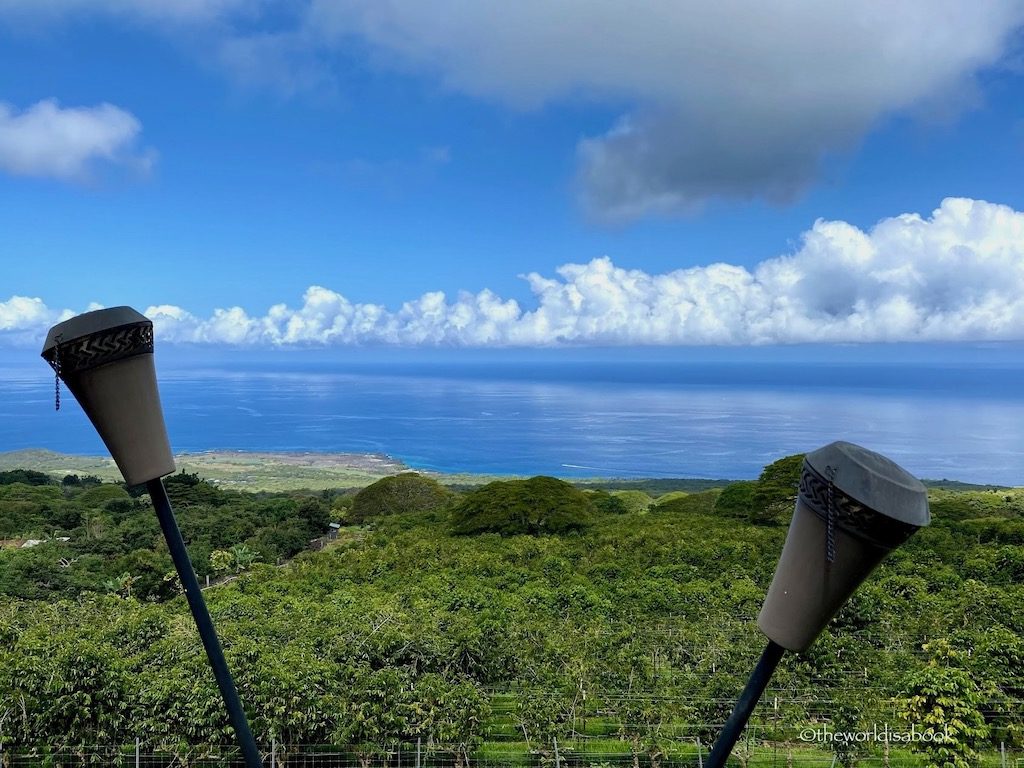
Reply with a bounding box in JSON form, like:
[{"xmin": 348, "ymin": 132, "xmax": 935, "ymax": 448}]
[{"xmin": 2, "ymin": 2, "xmax": 1024, "ymax": 349}]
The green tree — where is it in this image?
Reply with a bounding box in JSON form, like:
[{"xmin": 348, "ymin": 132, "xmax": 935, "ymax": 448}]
[
  {"xmin": 298, "ymin": 496, "xmax": 332, "ymax": 530},
  {"xmin": 714, "ymin": 481, "xmax": 757, "ymax": 518},
  {"xmin": 900, "ymin": 641, "xmax": 989, "ymax": 768},
  {"xmin": 750, "ymin": 453, "xmax": 805, "ymax": 524},
  {"xmin": 512, "ymin": 683, "xmax": 576, "ymax": 758},
  {"xmin": 164, "ymin": 470, "xmax": 227, "ymax": 507},
  {"xmin": 452, "ymin": 476, "xmax": 594, "ymax": 536},
  {"xmin": 586, "ymin": 489, "xmax": 629, "ymax": 515},
  {"xmin": 351, "ymin": 473, "xmax": 452, "ymax": 523},
  {"xmin": 77, "ymin": 484, "xmax": 132, "ymax": 508},
  {"xmin": 0, "ymin": 469, "xmax": 53, "ymax": 486},
  {"xmin": 333, "ymin": 666, "xmax": 413, "ymax": 768},
  {"xmin": 617, "ymin": 692, "xmax": 678, "ymax": 768},
  {"xmin": 610, "ymin": 490, "xmax": 654, "ymax": 514},
  {"xmin": 972, "ymin": 626, "xmax": 1024, "ymax": 747},
  {"xmin": 829, "ymin": 692, "xmax": 868, "ymax": 768},
  {"xmin": 411, "ymin": 674, "xmax": 489, "ymax": 768}
]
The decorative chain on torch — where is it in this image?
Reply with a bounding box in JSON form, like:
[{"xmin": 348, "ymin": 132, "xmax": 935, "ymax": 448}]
[
  {"xmin": 825, "ymin": 465, "xmax": 837, "ymax": 563},
  {"xmin": 53, "ymin": 335, "xmax": 63, "ymax": 412}
]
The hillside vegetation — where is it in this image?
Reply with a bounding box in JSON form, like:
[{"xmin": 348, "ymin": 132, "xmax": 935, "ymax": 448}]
[{"xmin": 0, "ymin": 457, "xmax": 1021, "ymax": 768}]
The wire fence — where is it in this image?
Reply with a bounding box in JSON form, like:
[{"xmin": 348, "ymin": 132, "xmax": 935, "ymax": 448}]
[{"xmin": 1, "ymin": 740, "xmax": 1019, "ymax": 768}]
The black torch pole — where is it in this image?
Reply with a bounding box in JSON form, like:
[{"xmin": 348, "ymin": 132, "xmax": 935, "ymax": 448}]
[
  {"xmin": 147, "ymin": 478, "xmax": 263, "ymax": 768},
  {"xmin": 705, "ymin": 640, "xmax": 786, "ymax": 768}
]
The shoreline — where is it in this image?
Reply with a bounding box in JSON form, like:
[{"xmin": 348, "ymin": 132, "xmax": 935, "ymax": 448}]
[
  {"xmin": 0, "ymin": 447, "xmax": 741, "ymax": 491},
  {"xmin": 0, "ymin": 447, "xmax": 404, "ymax": 491},
  {"xmin": 0, "ymin": 447, "xmax": 1013, "ymax": 492}
]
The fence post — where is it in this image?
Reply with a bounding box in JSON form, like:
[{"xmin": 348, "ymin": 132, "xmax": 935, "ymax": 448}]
[
  {"xmin": 416, "ymin": 737, "xmax": 421, "ymax": 768},
  {"xmin": 553, "ymin": 737, "xmax": 560, "ymax": 768},
  {"xmin": 135, "ymin": 737, "xmax": 140, "ymax": 768},
  {"xmin": 696, "ymin": 737, "xmax": 703, "ymax": 768},
  {"xmin": 1001, "ymin": 742, "xmax": 1007, "ymax": 768}
]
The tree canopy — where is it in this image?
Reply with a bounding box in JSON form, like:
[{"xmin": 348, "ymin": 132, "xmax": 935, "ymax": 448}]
[
  {"xmin": 749, "ymin": 453, "xmax": 804, "ymax": 524},
  {"xmin": 451, "ymin": 476, "xmax": 594, "ymax": 536},
  {"xmin": 350, "ymin": 472, "xmax": 452, "ymax": 523}
]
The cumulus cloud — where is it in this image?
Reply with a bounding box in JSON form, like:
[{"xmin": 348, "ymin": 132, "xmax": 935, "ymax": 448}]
[
  {"xmin": 4, "ymin": 1, "xmax": 1023, "ymax": 216},
  {"xmin": 0, "ymin": 296, "xmax": 75, "ymax": 346},
  {"xmin": 0, "ymin": 99, "xmax": 152, "ymax": 182},
  {"xmin": 4, "ymin": 198, "xmax": 1024, "ymax": 348}
]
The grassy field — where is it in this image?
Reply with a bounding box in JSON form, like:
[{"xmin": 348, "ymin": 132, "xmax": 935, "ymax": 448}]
[
  {"xmin": 0, "ymin": 448, "xmax": 405, "ymax": 491},
  {"xmin": 0, "ymin": 448, "xmax": 738, "ymax": 493}
]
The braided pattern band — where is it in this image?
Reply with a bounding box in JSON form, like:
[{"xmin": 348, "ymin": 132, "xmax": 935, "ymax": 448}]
[
  {"xmin": 42, "ymin": 322, "xmax": 154, "ymax": 378},
  {"xmin": 798, "ymin": 458, "xmax": 919, "ymax": 550}
]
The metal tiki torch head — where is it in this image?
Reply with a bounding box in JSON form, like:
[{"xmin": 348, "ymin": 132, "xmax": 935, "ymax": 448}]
[
  {"xmin": 41, "ymin": 307, "xmax": 175, "ymax": 486},
  {"xmin": 757, "ymin": 441, "xmax": 929, "ymax": 652}
]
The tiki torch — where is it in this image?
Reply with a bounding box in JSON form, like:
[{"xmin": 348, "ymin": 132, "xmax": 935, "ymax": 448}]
[
  {"xmin": 42, "ymin": 307, "xmax": 262, "ymax": 768},
  {"xmin": 705, "ymin": 441, "xmax": 930, "ymax": 768}
]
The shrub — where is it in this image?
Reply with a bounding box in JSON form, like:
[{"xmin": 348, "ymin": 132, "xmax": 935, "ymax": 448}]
[
  {"xmin": 900, "ymin": 641, "xmax": 988, "ymax": 768},
  {"xmin": 654, "ymin": 489, "xmax": 722, "ymax": 516},
  {"xmin": 610, "ymin": 490, "xmax": 654, "ymax": 514},
  {"xmin": 585, "ymin": 490, "xmax": 629, "ymax": 515},
  {"xmin": 653, "ymin": 490, "xmax": 689, "ymax": 507},
  {"xmin": 0, "ymin": 470, "xmax": 53, "ymax": 486},
  {"xmin": 77, "ymin": 484, "xmax": 131, "ymax": 508}
]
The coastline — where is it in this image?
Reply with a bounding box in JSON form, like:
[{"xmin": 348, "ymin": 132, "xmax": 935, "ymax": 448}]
[
  {"xmin": 0, "ymin": 447, "xmax": 1013, "ymax": 493},
  {"xmin": 0, "ymin": 448, "xmax": 407, "ymax": 491}
]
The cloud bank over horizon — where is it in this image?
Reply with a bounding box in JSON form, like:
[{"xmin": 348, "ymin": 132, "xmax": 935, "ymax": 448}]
[{"xmin": 4, "ymin": 198, "xmax": 1024, "ymax": 348}]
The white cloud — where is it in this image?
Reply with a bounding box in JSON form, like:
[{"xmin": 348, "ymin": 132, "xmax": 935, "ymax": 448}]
[
  {"xmin": 4, "ymin": 198, "xmax": 1024, "ymax": 348},
  {"xmin": 0, "ymin": 296, "xmax": 74, "ymax": 346},
  {"xmin": 0, "ymin": 296, "xmax": 57, "ymax": 331},
  {"xmin": 305, "ymin": 1, "xmax": 1024, "ymax": 219},
  {"xmin": 3, "ymin": 2, "xmax": 1022, "ymax": 216},
  {"xmin": 0, "ymin": 99, "xmax": 152, "ymax": 181}
]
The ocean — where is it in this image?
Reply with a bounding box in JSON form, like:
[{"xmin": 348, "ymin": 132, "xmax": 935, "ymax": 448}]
[{"xmin": 2, "ymin": 356, "xmax": 1023, "ymax": 485}]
